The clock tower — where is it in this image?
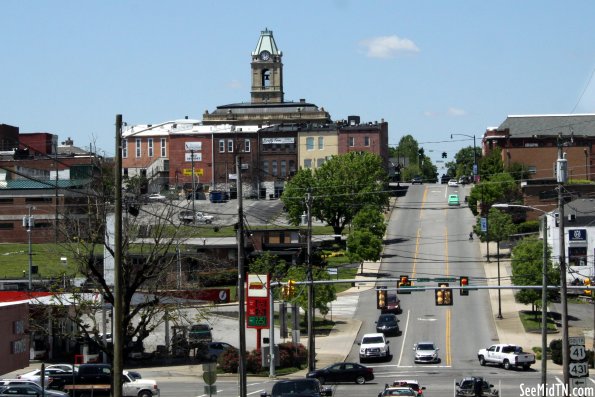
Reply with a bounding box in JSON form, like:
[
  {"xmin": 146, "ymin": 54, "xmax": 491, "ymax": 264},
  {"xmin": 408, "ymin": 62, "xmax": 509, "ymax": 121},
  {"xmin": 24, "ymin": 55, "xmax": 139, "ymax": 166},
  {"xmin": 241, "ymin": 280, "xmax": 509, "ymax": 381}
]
[{"xmin": 251, "ymin": 29, "xmax": 283, "ymax": 104}]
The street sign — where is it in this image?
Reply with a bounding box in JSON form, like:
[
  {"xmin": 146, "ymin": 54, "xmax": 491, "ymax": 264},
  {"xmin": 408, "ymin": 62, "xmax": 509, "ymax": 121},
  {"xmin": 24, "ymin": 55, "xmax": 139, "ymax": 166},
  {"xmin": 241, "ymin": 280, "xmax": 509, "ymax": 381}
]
[
  {"xmin": 569, "ymin": 362, "xmax": 589, "ymax": 378},
  {"xmin": 570, "ymin": 378, "xmax": 588, "ymax": 388},
  {"xmin": 202, "ymin": 371, "xmax": 217, "ymax": 385},
  {"xmin": 480, "ymin": 217, "xmax": 487, "ymax": 232},
  {"xmin": 183, "ymin": 168, "xmax": 203, "ymax": 176},
  {"xmin": 569, "ymin": 336, "xmax": 585, "ymax": 346},
  {"xmin": 435, "ymin": 278, "xmax": 457, "ymax": 282},
  {"xmin": 570, "ymin": 345, "xmax": 587, "ymax": 361},
  {"xmin": 416, "ymin": 278, "xmax": 430, "ymax": 282}
]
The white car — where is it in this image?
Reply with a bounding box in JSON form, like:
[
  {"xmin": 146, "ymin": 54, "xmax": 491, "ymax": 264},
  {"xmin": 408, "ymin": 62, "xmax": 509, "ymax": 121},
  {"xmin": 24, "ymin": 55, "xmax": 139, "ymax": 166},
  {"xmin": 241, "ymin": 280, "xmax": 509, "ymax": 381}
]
[
  {"xmin": 448, "ymin": 179, "xmax": 458, "ymax": 187},
  {"xmin": 148, "ymin": 193, "xmax": 167, "ymax": 202},
  {"xmin": 413, "ymin": 341, "xmax": 440, "ymax": 364},
  {"xmin": 45, "ymin": 364, "xmax": 76, "ymax": 372},
  {"xmin": 358, "ymin": 333, "xmax": 390, "ymax": 362},
  {"xmin": 16, "ymin": 368, "xmax": 67, "ymax": 385}
]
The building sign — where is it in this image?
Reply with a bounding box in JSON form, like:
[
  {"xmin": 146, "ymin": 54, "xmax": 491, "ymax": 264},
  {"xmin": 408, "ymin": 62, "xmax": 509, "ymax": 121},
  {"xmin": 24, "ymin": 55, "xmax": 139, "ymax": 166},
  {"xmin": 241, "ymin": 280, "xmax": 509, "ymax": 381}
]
[
  {"xmin": 185, "ymin": 142, "xmax": 202, "ymax": 151},
  {"xmin": 185, "ymin": 152, "xmax": 202, "ymax": 162},
  {"xmin": 182, "ymin": 168, "xmax": 203, "ymax": 176},
  {"xmin": 569, "ymin": 229, "xmax": 587, "ymax": 242},
  {"xmin": 262, "ymin": 137, "xmax": 294, "ymax": 144}
]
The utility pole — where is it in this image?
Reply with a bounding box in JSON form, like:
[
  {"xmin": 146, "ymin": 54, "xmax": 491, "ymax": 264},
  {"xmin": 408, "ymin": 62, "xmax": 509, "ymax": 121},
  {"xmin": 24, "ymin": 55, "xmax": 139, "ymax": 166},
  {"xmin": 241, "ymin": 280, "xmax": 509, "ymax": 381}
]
[
  {"xmin": 191, "ymin": 149, "xmax": 196, "ymax": 224},
  {"xmin": 556, "ymin": 135, "xmax": 570, "ymax": 388},
  {"xmin": 306, "ymin": 191, "xmax": 315, "ymax": 372},
  {"xmin": 26, "ymin": 205, "xmax": 34, "ymax": 290},
  {"xmin": 113, "ymin": 114, "xmax": 124, "ymax": 397},
  {"xmin": 236, "ymin": 155, "xmax": 247, "ymax": 397}
]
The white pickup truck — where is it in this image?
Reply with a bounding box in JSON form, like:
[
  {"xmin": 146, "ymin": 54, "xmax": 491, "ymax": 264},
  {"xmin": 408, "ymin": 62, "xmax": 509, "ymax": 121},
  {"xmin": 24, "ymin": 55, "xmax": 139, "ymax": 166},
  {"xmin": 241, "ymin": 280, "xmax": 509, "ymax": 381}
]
[{"xmin": 477, "ymin": 343, "xmax": 536, "ymax": 370}]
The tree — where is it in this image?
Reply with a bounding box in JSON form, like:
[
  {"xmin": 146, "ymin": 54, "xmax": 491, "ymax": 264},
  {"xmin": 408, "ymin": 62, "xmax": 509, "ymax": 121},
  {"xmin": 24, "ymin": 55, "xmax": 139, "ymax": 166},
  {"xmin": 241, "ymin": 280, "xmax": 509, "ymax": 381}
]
[
  {"xmin": 286, "ymin": 266, "xmax": 336, "ymax": 317},
  {"xmin": 281, "ymin": 152, "xmax": 389, "ymax": 235},
  {"xmin": 511, "ymin": 236, "xmax": 559, "ymax": 311},
  {"xmin": 479, "ymin": 147, "xmax": 504, "ymax": 181},
  {"xmin": 453, "ymin": 146, "xmax": 482, "ymax": 177},
  {"xmin": 55, "ymin": 156, "xmax": 197, "ymax": 362},
  {"xmin": 474, "ymin": 207, "xmax": 516, "ymax": 243},
  {"xmin": 347, "ymin": 206, "xmax": 385, "ymax": 273},
  {"xmin": 468, "ymin": 173, "xmax": 521, "ymax": 216}
]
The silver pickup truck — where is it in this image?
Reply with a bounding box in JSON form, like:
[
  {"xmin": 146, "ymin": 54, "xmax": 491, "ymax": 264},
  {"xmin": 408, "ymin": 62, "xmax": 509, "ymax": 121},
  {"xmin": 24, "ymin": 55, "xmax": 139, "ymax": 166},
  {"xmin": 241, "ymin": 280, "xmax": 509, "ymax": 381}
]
[
  {"xmin": 178, "ymin": 210, "xmax": 214, "ymax": 224},
  {"xmin": 478, "ymin": 343, "xmax": 535, "ymax": 370}
]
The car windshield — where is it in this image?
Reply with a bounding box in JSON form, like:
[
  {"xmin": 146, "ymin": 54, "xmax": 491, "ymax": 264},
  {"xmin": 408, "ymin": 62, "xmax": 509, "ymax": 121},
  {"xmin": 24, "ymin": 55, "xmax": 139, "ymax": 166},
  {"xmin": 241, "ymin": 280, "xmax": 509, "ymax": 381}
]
[
  {"xmin": 384, "ymin": 389, "xmax": 416, "ymax": 396},
  {"xmin": 363, "ymin": 336, "xmax": 384, "ymax": 344},
  {"xmin": 417, "ymin": 344, "xmax": 434, "ymax": 350},
  {"xmin": 379, "ymin": 315, "xmax": 394, "ymax": 322}
]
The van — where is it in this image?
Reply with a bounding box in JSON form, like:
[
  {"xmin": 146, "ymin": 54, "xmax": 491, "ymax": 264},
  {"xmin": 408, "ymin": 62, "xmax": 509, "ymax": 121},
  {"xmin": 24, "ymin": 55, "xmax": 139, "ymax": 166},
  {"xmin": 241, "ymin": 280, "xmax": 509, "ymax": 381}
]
[{"xmin": 188, "ymin": 324, "xmax": 213, "ymax": 345}]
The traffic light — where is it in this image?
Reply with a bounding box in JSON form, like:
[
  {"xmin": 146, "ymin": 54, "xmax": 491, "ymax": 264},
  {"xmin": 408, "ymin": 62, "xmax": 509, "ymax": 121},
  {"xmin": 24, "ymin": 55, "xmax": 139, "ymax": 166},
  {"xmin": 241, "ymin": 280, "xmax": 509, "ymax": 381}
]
[
  {"xmin": 398, "ymin": 275, "xmax": 411, "ymax": 294},
  {"xmin": 376, "ymin": 287, "xmax": 387, "ymax": 309},
  {"xmin": 584, "ymin": 278, "xmax": 591, "ymax": 296},
  {"xmin": 442, "ymin": 152, "xmax": 447, "ymax": 159},
  {"xmin": 287, "ymin": 280, "xmax": 296, "ymax": 298},
  {"xmin": 281, "ymin": 285, "xmax": 289, "ymax": 299},
  {"xmin": 460, "ymin": 276, "xmax": 469, "ymax": 296},
  {"xmin": 435, "ymin": 283, "xmax": 453, "ymax": 306}
]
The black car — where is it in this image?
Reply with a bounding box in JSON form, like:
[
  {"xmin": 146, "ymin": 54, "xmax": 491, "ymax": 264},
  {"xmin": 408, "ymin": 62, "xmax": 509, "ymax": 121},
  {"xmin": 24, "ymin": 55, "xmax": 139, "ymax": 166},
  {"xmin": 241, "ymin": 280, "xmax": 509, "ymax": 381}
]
[
  {"xmin": 262, "ymin": 379, "xmax": 332, "ymax": 397},
  {"xmin": 455, "ymin": 377, "xmax": 498, "ymax": 397},
  {"xmin": 375, "ymin": 313, "xmax": 400, "ymax": 336},
  {"xmin": 306, "ymin": 362, "xmax": 374, "ymax": 385}
]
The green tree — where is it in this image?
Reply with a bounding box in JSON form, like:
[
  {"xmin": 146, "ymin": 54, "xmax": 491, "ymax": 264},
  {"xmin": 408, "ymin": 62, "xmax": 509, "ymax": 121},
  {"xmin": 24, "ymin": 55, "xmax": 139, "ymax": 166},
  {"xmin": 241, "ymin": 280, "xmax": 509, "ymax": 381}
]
[
  {"xmin": 281, "ymin": 152, "xmax": 389, "ymax": 235},
  {"xmin": 351, "ymin": 205, "xmax": 386, "ymax": 239},
  {"xmin": 468, "ymin": 173, "xmax": 520, "ymax": 216},
  {"xmin": 506, "ymin": 162, "xmax": 531, "ymax": 182},
  {"xmin": 286, "ymin": 266, "xmax": 336, "ymax": 317},
  {"xmin": 511, "ymin": 236, "xmax": 559, "ymax": 311},
  {"xmin": 474, "ymin": 207, "xmax": 516, "ymax": 243},
  {"xmin": 453, "ymin": 146, "xmax": 482, "ymax": 177},
  {"xmin": 479, "ymin": 147, "xmax": 504, "ymax": 181}
]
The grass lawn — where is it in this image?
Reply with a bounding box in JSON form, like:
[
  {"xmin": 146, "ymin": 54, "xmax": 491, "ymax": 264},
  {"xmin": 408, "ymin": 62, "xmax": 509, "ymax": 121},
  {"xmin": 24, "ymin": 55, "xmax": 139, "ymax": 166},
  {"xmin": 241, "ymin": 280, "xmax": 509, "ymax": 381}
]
[
  {"xmin": 519, "ymin": 310, "xmax": 559, "ymax": 333},
  {"xmin": 0, "ymin": 243, "xmax": 80, "ymax": 279}
]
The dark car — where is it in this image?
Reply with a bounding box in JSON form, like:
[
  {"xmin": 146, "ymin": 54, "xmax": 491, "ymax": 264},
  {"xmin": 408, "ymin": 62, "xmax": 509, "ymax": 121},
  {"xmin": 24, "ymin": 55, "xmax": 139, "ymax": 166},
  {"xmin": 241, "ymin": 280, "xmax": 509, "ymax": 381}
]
[
  {"xmin": 207, "ymin": 341, "xmax": 237, "ymax": 361},
  {"xmin": 381, "ymin": 294, "xmax": 402, "ymax": 315},
  {"xmin": 306, "ymin": 362, "xmax": 374, "ymax": 385},
  {"xmin": 0, "ymin": 385, "xmax": 68, "ymax": 397},
  {"xmin": 455, "ymin": 377, "xmax": 498, "ymax": 397},
  {"xmin": 411, "ymin": 176, "xmax": 423, "ymax": 184},
  {"xmin": 375, "ymin": 313, "xmax": 400, "ymax": 336},
  {"xmin": 262, "ymin": 379, "xmax": 332, "ymax": 397}
]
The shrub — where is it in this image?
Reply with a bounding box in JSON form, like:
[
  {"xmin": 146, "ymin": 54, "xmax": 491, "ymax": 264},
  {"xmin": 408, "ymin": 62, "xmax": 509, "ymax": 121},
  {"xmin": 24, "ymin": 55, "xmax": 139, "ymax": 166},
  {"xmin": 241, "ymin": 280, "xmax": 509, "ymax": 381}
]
[
  {"xmin": 218, "ymin": 348, "xmax": 239, "ymax": 373},
  {"xmin": 516, "ymin": 221, "xmax": 540, "ymax": 234},
  {"xmin": 278, "ymin": 342, "xmax": 307, "ymax": 368},
  {"xmin": 246, "ymin": 348, "xmax": 263, "ymax": 373},
  {"xmin": 550, "ymin": 339, "xmax": 562, "ymax": 365}
]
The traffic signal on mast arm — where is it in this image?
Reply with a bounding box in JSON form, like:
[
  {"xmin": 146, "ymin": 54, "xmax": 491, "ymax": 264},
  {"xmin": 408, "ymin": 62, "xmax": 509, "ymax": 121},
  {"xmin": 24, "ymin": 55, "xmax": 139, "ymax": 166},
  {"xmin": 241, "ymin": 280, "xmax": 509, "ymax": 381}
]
[
  {"xmin": 398, "ymin": 275, "xmax": 411, "ymax": 294},
  {"xmin": 435, "ymin": 283, "xmax": 453, "ymax": 306},
  {"xmin": 377, "ymin": 287, "xmax": 387, "ymax": 309},
  {"xmin": 460, "ymin": 276, "xmax": 470, "ymax": 296},
  {"xmin": 442, "ymin": 152, "xmax": 447, "ymax": 159},
  {"xmin": 584, "ymin": 278, "xmax": 591, "ymax": 296}
]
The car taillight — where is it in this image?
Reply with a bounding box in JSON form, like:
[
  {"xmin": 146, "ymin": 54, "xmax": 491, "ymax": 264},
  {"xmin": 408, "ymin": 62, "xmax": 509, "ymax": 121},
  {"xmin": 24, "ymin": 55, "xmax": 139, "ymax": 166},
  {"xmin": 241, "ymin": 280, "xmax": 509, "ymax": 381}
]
[{"xmin": 153, "ymin": 384, "xmax": 158, "ymax": 390}]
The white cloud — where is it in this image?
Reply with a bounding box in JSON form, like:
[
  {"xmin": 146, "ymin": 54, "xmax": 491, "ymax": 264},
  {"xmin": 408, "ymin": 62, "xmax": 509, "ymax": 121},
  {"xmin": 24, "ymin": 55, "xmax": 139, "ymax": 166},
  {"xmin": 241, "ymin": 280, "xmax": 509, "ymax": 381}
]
[
  {"xmin": 447, "ymin": 107, "xmax": 467, "ymax": 117},
  {"xmin": 359, "ymin": 35, "xmax": 420, "ymax": 58}
]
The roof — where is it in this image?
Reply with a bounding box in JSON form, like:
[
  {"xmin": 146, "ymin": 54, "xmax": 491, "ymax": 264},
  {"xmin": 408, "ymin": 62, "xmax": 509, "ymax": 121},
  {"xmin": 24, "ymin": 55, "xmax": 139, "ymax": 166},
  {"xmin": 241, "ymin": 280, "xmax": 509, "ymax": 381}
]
[
  {"xmin": 252, "ymin": 28, "xmax": 281, "ymax": 57},
  {"xmin": 497, "ymin": 114, "xmax": 595, "ymax": 138}
]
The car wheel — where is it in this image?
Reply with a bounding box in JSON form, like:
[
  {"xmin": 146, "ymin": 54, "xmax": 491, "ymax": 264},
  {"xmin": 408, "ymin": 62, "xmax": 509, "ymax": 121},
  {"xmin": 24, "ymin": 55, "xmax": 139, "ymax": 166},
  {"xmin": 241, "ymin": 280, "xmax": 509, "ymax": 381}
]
[
  {"xmin": 479, "ymin": 356, "xmax": 486, "ymax": 366},
  {"xmin": 318, "ymin": 377, "xmax": 325, "ymax": 385},
  {"xmin": 523, "ymin": 364, "xmax": 531, "ymax": 370},
  {"xmin": 138, "ymin": 391, "xmax": 152, "ymax": 397},
  {"xmin": 355, "ymin": 376, "xmax": 366, "ymax": 385},
  {"xmin": 503, "ymin": 359, "xmax": 511, "ymax": 370}
]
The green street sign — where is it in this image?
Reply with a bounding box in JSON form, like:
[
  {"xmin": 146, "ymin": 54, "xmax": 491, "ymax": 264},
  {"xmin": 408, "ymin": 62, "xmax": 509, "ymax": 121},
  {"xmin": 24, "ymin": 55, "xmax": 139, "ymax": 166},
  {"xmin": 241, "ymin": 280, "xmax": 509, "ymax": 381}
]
[
  {"xmin": 416, "ymin": 278, "xmax": 430, "ymax": 282},
  {"xmin": 435, "ymin": 277, "xmax": 457, "ymax": 282},
  {"xmin": 248, "ymin": 316, "xmax": 267, "ymax": 326}
]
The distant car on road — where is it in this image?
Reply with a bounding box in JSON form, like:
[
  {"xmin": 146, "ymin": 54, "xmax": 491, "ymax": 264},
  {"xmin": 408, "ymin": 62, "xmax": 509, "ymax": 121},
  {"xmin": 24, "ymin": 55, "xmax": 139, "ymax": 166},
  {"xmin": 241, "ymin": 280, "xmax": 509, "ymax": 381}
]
[
  {"xmin": 178, "ymin": 210, "xmax": 214, "ymax": 224},
  {"xmin": 381, "ymin": 293, "xmax": 402, "ymax": 315},
  {"xmin": 413, "ymin": 341, "xmax": 440, "ymax": 363},
  {"xmin": 262, "ymin": 379, "xmax": 332, "ymax": 397},
  {"xmin": 378, "ymin": 386, "xmax": 417, "ymax": 397},
  {"xmin": 0, "ymin": 384, "xmax": 69, "ymax": 397},
  {"xmin": 147, "ymin": 193, "xmax": 167, "ymax": 202},
  {"xmin": 358, "ymin": 333, "xmax": 390, "ymax": 362},
  {"xmin": 306, "ymin": 362, "xmax": 374, "ymax": 385},
  {"xmin": 448, "ymin": 194, "xmax": 460, "ymax": 206},
  {"xmin": 207, "ymin": 342, "xmax": 237, "ymax": 361},
  {"xmin": 455, "ymin": 377, "xmax": 498, "ymax": 397},
  {"xmin": 411, "ymin": 176, "xmax": 423, "ymax": 184},
  {"xmin": 391, "ymin": 380, "xmax": 425, "ymax": 396},
  {"xmin": 448, "ymin": 179, "xmax": 458, "ymax": 187},
  {"xmin": 375, "ymin": 313, "xmax": 400, "ymax": 336}
]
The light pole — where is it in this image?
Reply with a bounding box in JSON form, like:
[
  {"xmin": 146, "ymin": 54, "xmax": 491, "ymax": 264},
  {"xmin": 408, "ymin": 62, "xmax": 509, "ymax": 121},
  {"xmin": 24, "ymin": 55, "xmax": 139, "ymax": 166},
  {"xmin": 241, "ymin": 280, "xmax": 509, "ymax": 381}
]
[
  {"xmin": 24, "ymin": 205, "xmax": 36, "ymax": 290},
  {"xmin": 450, "ymin": 133, "xmax": 478, "ymax": 182},
  {"xmin": 493, "ymin": 203, "xmax": 550, "ymax": 389}
]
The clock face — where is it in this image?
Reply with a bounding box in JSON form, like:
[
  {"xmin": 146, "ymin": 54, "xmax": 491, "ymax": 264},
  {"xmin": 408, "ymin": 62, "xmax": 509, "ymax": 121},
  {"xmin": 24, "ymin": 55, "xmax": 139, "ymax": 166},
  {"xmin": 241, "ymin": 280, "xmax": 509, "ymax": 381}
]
[{"xmin": 260, "ymin": 50, "xmax": 271, "ymax": 61}]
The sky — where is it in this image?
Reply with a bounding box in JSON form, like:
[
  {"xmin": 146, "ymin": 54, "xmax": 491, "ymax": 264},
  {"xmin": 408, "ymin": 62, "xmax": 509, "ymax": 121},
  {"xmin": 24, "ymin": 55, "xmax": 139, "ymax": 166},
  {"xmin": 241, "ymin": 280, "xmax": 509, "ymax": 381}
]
[{"xmin": 2, "ymin": 1, "xmax": 595, "ymax": 172}]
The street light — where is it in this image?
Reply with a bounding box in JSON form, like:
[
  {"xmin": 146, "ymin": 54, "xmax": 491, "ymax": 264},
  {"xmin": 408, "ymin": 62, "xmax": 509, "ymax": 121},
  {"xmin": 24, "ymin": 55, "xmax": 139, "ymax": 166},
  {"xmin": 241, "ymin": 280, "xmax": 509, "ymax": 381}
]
[
  {"xmin": 492, "ymin": 203, "xmax": 550, "ymax": 389},
  {"xmin": 450, "ymin": 133, "xmax": 478, "ymax": 182}
]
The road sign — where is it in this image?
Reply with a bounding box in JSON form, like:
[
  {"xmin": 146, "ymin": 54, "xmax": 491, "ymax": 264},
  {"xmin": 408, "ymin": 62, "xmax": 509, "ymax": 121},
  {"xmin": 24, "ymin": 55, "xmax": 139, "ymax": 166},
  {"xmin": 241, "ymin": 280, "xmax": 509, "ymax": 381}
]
[
  {"xmin": 202, "ymin": 362, "xmax": 217, "ymax": 385},
  {"xmin": 570, "ymin": 345, "xmax": 587, "ymax": 361},
  {"xmin": 480, "ymin": 217, "xmax": 487, "ymax": 232},
  {"xmin": 570, "ymin": 378, "xmax": 588, "ymax": 388},
  {"xmin": 435, "ymin": 278, "xmax": 457, "ymax": 282},
  {"xmin": 416, "ymin": 278, "xmax": 430, "ymax": 282},
  {"xmin": 569, "ymin": 336, "xmax": 585, "ymax": 346},
  {"xmin": 569, "ymin": 362, "xmax": 589, "ymax": 378}
]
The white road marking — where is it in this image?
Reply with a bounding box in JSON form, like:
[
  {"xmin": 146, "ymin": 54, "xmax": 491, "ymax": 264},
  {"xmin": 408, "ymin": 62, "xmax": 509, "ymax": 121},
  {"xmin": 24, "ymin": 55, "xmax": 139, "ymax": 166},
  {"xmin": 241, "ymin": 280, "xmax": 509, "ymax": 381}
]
[{"xmin": 397, "ymin": 309, "xmax": 411, "ymax": 367}]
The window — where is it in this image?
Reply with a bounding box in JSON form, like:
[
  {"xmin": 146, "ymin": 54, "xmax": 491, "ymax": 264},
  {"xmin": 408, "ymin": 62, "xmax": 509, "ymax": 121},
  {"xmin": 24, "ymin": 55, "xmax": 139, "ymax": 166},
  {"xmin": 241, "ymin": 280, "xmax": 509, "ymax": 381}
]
[
  {"xmin": 0, "ymin": 223, "xmax": 13, "ymax": 229},
  {"xmin": 306, "ymin": 137, "xmax": 314, "ymax": 150},
  {"xmin": 244, "ymin": 139, "xmax": 251, "ymax": 153},
  {"xmin": 135, "ymin": 138, "xmax": 141, "ymax": 157},
  {"xmin": 281, "ymin": 160, "xmax": 286, "ymax": 177},
  {"xmin": 25, "ymin": 197, "xmax": 52, "ymax": 203},
  {"xmin": 0, "ymin": 198, "xmax": 13, "ymax": 204},
  {"xmin": 262, "ymin": 160, "xmax": 269, "ymax": 176},
  {"xmin": 528, "ymin": 166, "xmax": 537, "ymax": 174},
  {"xmin": 227, "ymin": 139, "xmax": 234, "ymax": 153},
  {"xmin": 318, "ymin": 137, "xmax": 324, "ymax": 150},
  {"xmin": 219, "ymin": 140, "xmax": 225, "ymax": 153},
  {"xmin": 317, "ymin": 158, "xmax": 325, "ymax": 167},
  {"xmin": 148, "ymin": 138, "xmax": 154, "ymax": 157},
  {"xmin": 122, "ymin": 139, "xmax": 128, "ymax": 158},
  {"xmin": 349, "ymin": 137, "xmax": 355, "ymax": 147},
  {"xmin": 160, "ymin": 138, "xmax": 167, "ymax": 157},
  {"xmin": 289, "ymin": 160, "xmax": 296, "ymax": 173},
  {"xmin": 304, "ymin": 159, "xmax": 312, "ymax": 168},
  {"xmin": 272, "ymin": 160, "xmax": 278, "ymax": 176},
  {"xmin": 364, "ymin": 136, "xmax": 370, "ymax": 147}
]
